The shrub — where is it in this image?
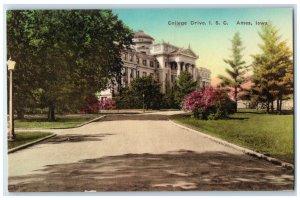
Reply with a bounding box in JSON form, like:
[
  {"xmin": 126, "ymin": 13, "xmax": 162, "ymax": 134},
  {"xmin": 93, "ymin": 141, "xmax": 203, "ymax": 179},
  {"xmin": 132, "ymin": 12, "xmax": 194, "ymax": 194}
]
[
  {"xmin": 183, "ymin": 87, "xmax": 235, "ymax": 120},
  {"xmin": 81, "ymin": 96, "xmax": 116, "ymax": 113},
  {"xmin": 81, "ymin": 95, "xmax": 99, "ymax": 114},
  {"xmin": 98, "ymin": 98, "xmax": 116, "ymax": 110}
]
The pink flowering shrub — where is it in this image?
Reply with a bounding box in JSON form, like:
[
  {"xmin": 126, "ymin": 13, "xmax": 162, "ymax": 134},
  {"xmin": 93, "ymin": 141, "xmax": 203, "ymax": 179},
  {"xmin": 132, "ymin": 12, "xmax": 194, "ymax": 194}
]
[
  {"xmin": 81, "ymin": 97, "xmax": 116, "ymax": 113},
  {"xmin": 98, "ymin": 98, "xmax": 116, "ymax": 110},
  {"xmin": 80, "ymin": 95, "xmax": 99, "ymax": 114},
  {"xmin": 183, "ymin": 87, "xmax": 235, "ymax": 120}
]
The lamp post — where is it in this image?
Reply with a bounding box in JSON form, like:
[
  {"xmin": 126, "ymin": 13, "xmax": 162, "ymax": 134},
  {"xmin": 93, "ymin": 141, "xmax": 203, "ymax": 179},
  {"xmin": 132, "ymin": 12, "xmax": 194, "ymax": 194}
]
[{"xmin": 7, "ymin": 58, "xmax": 16, "ymax": 141}]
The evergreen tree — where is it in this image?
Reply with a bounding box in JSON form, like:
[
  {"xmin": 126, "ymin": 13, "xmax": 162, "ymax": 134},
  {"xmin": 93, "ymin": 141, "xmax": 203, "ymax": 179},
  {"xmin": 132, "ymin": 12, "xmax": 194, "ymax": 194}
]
[
  {"xmin": 129, "ymin": 76, "xmax": 162, "ymax": 110},
  {"xmin": 251, "ymin": 23, "xmax": 293, "ymax": 113},
  {"xmin": 174, "ymin": 71, "xmax": 197, "ymax": 106},
  {"xmin": 218, "ymin": 32, "xmax": 248, "ymax": 112}
]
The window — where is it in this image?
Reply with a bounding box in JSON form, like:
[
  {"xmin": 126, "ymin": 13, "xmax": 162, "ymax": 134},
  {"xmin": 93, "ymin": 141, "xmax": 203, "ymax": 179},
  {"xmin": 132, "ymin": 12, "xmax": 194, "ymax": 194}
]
[
  {"xmin": 165, "ymin": 62, "xmax": 167, "ymax": 67},
  {"xmin": 143, "ymin": 72, "xmax": 147, "ymax": 77},
  {"xmin": 129, "ymin": 54, "xmax": 133, "ymax": 62},
  {"xmin": 150, "ymin": 73, "xmax": 154, "ymax": 77},
  {"xmin": 124, "ymin": 54, "xmax": 127, "ymax": 60},
  {"xmin": 150, "ymin": 61, "xmax": 154, "ymax": 67},
  {"xmin": 137, "ymin": 70, "xmax": 140, "ymax": 78},
  {"xmin": 143, "ymin": 59, "xmax": 147, "ymax": 66},
  {"xmin": 137, "ymin": 58, "xmax": 139, "ymax": 64}
]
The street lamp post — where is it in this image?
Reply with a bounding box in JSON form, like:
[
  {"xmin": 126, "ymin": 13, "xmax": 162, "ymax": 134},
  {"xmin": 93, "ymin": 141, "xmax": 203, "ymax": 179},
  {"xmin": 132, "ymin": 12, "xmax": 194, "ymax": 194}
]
[{"xmin": 7, "ymin": 58, "xmax": 16, "ymax": 141}]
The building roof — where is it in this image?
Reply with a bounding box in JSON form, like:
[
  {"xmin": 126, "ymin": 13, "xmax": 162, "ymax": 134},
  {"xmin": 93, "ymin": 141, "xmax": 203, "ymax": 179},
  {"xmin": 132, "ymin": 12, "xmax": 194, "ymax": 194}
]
[
  {"xmin": 170, "ymin": 48, "xmax": 198, "ymax": 58},
  {"xmin": 134, "ymin": 30, "xmax": 154, "ymax": 40}
]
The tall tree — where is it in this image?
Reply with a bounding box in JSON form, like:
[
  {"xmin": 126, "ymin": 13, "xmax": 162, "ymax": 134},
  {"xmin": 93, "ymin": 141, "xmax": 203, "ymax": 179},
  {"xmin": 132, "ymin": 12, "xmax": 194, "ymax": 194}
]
[
  {"xmin": 251, "ymin": 23, "xmax": 293, "ymax": 113},
  {"xmin": 129, "ymin": 76, "xmax": 162, "ymax": 110},
  {"xmin": 6, "ymin": 11, "xmax": 41, "ymax": 119},
  {"xmin": 218, "ymin": 32, "xmax": 248, "ymax": 112},
  {"xmin": 174, "ymin": 71, "xmax": 198, "ymax": 106},
  {"xmin": 7, "ymin": 10, "xmax": 133, "ymax": 121}
]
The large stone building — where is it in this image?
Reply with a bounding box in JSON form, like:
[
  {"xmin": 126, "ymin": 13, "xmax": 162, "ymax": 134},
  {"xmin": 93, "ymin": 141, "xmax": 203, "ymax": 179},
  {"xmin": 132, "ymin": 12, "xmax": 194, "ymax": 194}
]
[{"xmin": 100, "ymin": 30, "xmax": 211, "ymax": 99}]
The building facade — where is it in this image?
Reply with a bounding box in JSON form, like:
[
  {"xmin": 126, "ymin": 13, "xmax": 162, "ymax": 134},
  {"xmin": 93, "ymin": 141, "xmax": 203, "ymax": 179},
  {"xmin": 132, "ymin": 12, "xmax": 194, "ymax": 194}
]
[{"xmin": 100, "ymin": 30, "xmax": 211, "ymax": 99}]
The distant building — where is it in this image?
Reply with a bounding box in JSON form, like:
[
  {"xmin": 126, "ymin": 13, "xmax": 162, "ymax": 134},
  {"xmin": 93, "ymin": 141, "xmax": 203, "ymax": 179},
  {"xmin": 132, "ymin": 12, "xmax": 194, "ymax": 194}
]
[{"xmin": 101, "ymin": 30, "xmax": 211, "ymax": 98}]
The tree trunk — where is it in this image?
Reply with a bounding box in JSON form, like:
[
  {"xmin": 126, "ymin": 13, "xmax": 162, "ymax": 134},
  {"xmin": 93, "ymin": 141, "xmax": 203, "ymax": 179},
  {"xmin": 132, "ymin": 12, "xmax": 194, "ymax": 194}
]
[
  {"xmin": 234, "ymin": 87, "xmax": 238, "ymax": 112},
  {"xmin": 279, "ymin": 98, "xmax": 283, "ymax": 114},
  {"xmin": 48, "ymin": 104, "xmax": 56, "ymax": 121},
  {"xmin": 266, "ymin": 101, "xmax": 270, "ymax": 113},
  {"xmin": 276, "ymin": 99, "xmax": 280, "ymax": 113},
  {"xmin": 271, "ymin": 101, "xmax": 274, "ymax": 113}
]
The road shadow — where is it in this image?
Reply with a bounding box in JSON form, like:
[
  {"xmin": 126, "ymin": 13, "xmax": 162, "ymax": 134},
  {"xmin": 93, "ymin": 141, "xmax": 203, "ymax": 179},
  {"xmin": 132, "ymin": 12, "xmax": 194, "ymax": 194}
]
[
  {"xmin": 44, "ymin": 133, "xmax": 114, "ymax": 144},
  {"xmin": 96, "ymin": 114, "xmax": 170, "ymax": 121},
  {"xmin": 8, "ymin": 150, "xmax": 294, "ymax": 192}
]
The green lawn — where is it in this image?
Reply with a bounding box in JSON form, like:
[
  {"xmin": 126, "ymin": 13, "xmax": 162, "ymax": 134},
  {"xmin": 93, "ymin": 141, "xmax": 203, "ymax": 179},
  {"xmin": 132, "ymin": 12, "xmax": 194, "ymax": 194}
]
[
  {"xmin": 8, "ymin": 131, "xmax": 53, "ymax": 149},
  {"xmin": 173, "ymin": 111, "xmax": 294, "ymax": 163},
  {"xmin": 14, "ymin": 114, "xmax": 101, "ymax": 129}
]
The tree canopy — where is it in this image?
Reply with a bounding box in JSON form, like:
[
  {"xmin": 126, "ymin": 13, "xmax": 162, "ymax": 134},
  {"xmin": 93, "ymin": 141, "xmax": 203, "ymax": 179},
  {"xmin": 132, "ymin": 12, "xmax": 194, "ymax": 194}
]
[
  {"xmin": 7, "ymin": 10, "xmax": 133, "ymax": 120},
  {"xmin": 129, "ymin": 76, "xmax": 162, "ymax": 110},
  {"xmin": 218, "ymin": 32, "xmax": 248, "ymax": 112},
  {"xmin": 251, "ymin": 22, "xmax": 293, "ymax": 113},
  {"xmin": 174, "ymin": 71, "xmax": 198, "ymax": 106}
]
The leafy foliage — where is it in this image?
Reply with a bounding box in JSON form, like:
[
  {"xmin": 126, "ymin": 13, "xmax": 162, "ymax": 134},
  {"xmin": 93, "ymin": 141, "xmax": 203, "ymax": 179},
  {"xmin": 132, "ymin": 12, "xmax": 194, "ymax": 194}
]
[
  {"xmin": 98, "ymin": 98, "xmax": 116, "ymax": 110},
  {"xmin": 183, "ymin": 87, "xmax": 235, "ymax": 120},
  {"xmin": 81, "ymin": 95, "xmax": 99, "ymax": 114},
  {"xmin": 251, "ymin": 22, "xmax": 293, "ymax": 113},
  {"xmin": 218, "ymin": 32, "xmax": 249, "ymax": 112},
  {"xmin": 174, "ymin": 71, "xmax": 198, "ymax": 106},
  {"xmin": 115, "ymin": 76, "xmax": 163, "ymax": 109},
  {"xmin": 7, "ymin": 10, "xmax": 133, "ymax": 120},
  {"xmin": 161, "ymin": 89, "xmax": 179, "ymax": 109},
  {"xmin": 81, "ymin": 96, "xmax": 116, "ymax": 113}
]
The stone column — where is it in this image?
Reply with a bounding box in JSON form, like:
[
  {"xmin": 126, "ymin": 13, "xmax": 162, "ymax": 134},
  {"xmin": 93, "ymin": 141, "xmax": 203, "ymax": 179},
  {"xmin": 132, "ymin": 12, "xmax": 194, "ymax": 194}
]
[
  {"xmin": 168, "ymin": 67, "xmax": 172, "ymax": 91},
  {"xmin": 127, "ymin": 67, "xmax": 131, "ymax": 85},
  {"xmin": 177, "ymin": 62, "xmax": 181, "ymax": 76},
  {"xmin": 193, "ymin": 66, "xmax": 198, "ymax": 81},
  {"xmin": 162, "ymin": 70, "xmax": 166, "ymax": 94}
]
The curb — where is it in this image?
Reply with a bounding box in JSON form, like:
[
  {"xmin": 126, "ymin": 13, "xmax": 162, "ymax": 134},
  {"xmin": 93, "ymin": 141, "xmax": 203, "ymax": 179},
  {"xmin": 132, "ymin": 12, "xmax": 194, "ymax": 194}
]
[
  {"xmin": 8, "ymin": 133, "xmax": 56, "ymax": 154},
  {"xmin": 50, "ymin": 115, "xmax": 106, "ymax": 129},
  {"xmin": 169, "ymin": 119, "xmax": 294, "ymax": 170},
  {"xmin": 15, "ymin": 115, "xmax": 106, "ymax": 131}
]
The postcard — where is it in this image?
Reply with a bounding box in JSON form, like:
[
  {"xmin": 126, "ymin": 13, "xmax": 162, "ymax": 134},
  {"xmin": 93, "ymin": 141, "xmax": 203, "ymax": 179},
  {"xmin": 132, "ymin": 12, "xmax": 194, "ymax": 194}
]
[{"xmin": 6, "ymin": 7, "xmax": 294, "ymax": 192}]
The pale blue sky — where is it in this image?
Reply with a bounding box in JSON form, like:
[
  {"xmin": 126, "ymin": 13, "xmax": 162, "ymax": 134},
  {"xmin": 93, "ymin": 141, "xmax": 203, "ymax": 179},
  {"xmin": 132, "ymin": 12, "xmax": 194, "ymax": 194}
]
[{"xmin": 113, "ymin": 8, "xmax": 293, "ymax": 84}]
